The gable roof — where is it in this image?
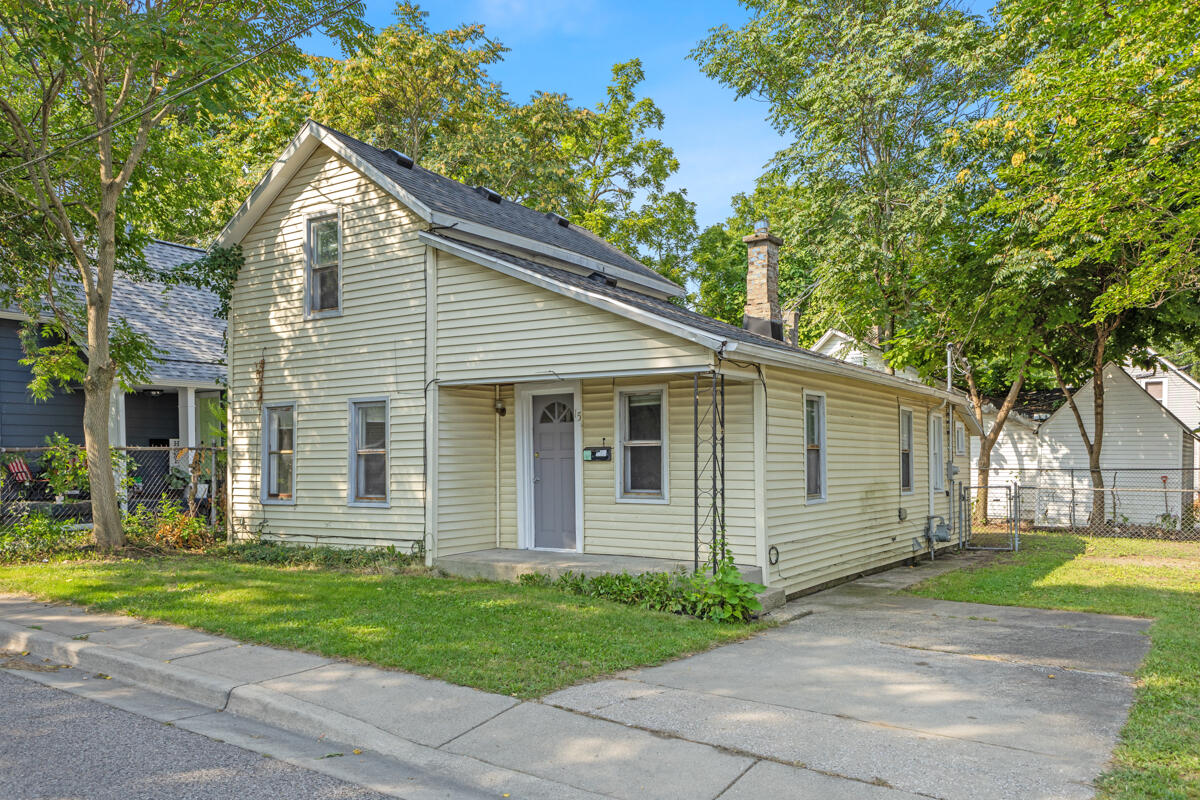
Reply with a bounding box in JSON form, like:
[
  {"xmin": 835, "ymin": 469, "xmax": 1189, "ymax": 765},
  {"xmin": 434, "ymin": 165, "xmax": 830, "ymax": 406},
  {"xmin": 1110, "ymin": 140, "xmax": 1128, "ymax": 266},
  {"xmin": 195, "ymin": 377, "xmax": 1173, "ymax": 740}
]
[
  {"xmin": 3, "ymin": 240, "xmax": 225, "ymax": 386},
  {"xmin": 421, "ymin": 232, "xmax": 982, "ymax": 431},
  {"xmin": 115, "ymin": 240, "xmax": 225, "ymax": 386},
  {"xmin": 1042, "ymin": 362, "xmax": 1197, "ymax": 437},
  {"xmin": 215, "ymin": 121, "xmax": 684, "ymax": 299}
]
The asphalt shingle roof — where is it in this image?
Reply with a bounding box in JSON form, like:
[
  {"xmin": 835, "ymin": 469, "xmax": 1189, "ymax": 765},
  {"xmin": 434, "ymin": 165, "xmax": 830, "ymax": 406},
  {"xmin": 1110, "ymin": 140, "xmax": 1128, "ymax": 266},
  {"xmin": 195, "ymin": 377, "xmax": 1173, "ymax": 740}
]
[
  {"xmin": 112, "ymin": 240, "xmax": 225, "ymax": 385},
  {"xmin": 427, "ymin": 235, "xmax": 935, "ymax": 381},
  {"xmin": 317, "ymin": 123, "xmax": 679, "ymax": 293}
]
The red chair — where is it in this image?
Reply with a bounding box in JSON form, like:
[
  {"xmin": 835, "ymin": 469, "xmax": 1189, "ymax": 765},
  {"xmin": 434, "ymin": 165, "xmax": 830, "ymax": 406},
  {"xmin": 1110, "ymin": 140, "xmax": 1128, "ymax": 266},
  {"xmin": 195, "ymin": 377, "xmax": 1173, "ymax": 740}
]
[{"xmin": 6, "ymin": 458, "xmax": 48, "ymax": 499}]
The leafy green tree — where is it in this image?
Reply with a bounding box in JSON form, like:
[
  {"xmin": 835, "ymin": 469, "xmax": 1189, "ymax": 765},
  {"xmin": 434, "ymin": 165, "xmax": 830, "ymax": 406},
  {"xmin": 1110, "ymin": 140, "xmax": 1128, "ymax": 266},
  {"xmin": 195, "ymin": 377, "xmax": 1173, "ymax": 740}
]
[
  {"xmin": 0, "ymin": 0, "xmax": 366, "ymax": 549},
  {"xmin": 969, "ymin": 0, "xmax": 1200, "ymax": 524},
  {"xmin": 563, "ymin": 59, "xmax": 696, "ymax": 286},
  {"xmin": 993, "ymin": 0, "xmax": 1200, "ymax": 318},
  {"xmin": 692, "ymin": 177, "xmax": 819, "ymax": 340},
  {"xmin": 694, "ymin": 0, "xmax": 1004, "ymax": 367}
]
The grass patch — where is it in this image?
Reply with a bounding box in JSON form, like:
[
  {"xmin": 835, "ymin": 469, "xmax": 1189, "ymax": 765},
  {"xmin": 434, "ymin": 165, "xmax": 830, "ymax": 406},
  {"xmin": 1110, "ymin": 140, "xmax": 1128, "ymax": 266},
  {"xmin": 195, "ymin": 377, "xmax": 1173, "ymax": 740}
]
[
  {"xmin": 0, "ymin": 556, "xmax": 764, "ymax": 698},
  {"xmin": 909, "ymin": 532, "xmax": 1200, "ymax": 800}
]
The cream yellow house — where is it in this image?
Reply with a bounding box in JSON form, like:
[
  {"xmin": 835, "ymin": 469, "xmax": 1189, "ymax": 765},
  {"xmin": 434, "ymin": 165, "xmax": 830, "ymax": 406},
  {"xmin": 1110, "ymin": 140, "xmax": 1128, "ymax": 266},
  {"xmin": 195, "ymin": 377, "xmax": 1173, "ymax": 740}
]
[{"xmin": 217, "ymin": 121, "xmax": 980, "ymax": 598}]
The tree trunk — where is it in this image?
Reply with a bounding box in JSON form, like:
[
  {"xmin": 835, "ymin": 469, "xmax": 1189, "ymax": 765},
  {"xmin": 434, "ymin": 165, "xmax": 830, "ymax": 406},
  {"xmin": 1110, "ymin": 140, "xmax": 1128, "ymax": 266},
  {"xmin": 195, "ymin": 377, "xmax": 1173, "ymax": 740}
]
[
  {"xmin": 967, "ymin": 363, "xmax": 1026, "ymax": 526},
  {"xmin": 84, "ymin": 186, "xmax": 124, "ymax": 551},
  {"xmin": 975, "ymin": 448, "xmax": 992, "ymax": 524},
  {"xmin": 1088, "ymin": 352, "xmax": 1106, "ymax": 528}
]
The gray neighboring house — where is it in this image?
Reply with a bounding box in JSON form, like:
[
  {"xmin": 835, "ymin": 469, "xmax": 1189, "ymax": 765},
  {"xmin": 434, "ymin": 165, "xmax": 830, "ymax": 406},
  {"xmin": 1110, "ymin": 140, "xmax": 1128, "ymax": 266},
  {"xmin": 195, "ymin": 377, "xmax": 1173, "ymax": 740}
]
[{"xmin": 0, "ymin": 240, "xmax": 226, "ymax": 464}]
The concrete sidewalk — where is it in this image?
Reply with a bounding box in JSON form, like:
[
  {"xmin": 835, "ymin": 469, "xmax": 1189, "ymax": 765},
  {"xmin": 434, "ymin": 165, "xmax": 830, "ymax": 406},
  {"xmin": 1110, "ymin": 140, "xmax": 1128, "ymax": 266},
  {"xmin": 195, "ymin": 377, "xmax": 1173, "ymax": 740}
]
[
  {"xmin": 0, "ymin": 554, "xmax": 1151, "ymax": 800},
  {"xmin": 0, "ymin": 594, "xmax": 752, "ymax": 800}
]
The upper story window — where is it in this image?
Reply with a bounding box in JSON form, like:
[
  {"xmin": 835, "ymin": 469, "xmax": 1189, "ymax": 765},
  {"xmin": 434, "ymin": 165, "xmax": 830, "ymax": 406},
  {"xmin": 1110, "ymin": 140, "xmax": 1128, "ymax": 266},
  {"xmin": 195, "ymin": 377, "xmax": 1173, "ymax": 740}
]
[
  {"xmin": 350, "ymin": 399, "xmax": 388, "ymax": 506},
  {"xmin": 307, "ymin": 213, "xmax": 340, "ymax": 315},
  {"xmin": 1144, "ymin": 379, "xmax": 1165, "ymax": 404},
  {"xmin": 262, "ymin": 403, "xmax": 295, "ymax": 503},
  {"xmin": 805, "ymin": 393, "xmax": 826, "ymax": 501},
  {"xmin": 899, "ymin": 408, "xmax": 914, "ymax": 494},
  {"xmin": 618, "ymin": 388, "xmax": 666, "ymax": 501}
]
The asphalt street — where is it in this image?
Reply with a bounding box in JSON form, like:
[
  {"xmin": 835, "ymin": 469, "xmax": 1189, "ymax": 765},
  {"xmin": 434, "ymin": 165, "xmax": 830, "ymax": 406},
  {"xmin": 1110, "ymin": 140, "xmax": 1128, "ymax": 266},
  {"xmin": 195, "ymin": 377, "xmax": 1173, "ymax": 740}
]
[{"xmin": 0, "ymin": 669, "xmax": 389, "ymax": 800}]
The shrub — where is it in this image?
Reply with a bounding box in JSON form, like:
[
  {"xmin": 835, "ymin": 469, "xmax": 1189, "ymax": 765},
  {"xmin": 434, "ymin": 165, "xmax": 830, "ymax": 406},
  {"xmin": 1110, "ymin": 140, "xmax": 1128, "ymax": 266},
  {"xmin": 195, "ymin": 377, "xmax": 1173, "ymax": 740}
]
[
  {"xmin": 518, "ymin": 542, "xmax": 765, "ymax": 623},
  {"xmin": 0, "ymin": 512, "xmax": 89, "ymax": 562},
  {"xmin": 124, "ymin": 496, "xmax": 217, "ymax": 550},
  {"xmin": 208, "ymin": 539, "xmax": 418, "ymax": 571}
]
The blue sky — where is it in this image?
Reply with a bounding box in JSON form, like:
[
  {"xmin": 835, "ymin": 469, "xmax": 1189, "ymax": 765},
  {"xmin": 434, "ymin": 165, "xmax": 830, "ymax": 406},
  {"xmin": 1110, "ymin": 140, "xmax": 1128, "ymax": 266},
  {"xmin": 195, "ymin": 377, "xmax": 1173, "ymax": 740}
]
[{"xmin": 301, "ymin": 0, "xmax": 994, "ymax": 230}]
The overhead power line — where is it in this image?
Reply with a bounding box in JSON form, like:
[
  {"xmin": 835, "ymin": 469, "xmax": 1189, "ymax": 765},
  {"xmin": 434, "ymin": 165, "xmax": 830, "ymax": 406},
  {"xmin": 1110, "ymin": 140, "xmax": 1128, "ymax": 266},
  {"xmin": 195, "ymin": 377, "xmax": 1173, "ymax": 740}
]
[{"xmin": 0, "ymin": 0, "xmax": 360, "ymax": 180}]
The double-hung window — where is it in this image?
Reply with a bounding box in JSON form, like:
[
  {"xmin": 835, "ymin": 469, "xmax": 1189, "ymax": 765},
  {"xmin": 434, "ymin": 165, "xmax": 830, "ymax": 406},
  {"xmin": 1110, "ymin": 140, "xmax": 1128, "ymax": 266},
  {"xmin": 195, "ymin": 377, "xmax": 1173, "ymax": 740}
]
[
  {"xmin": 955, "ymin": 420, "xmax": 967, "ymax": 456},
  {"xmin": 618, "ymin": 388, "xmax": 666, "ymax": 500},
  {"xmin": 263, "ymin": 404, "xmax": 295, "ymax": 502},
  {"xmin": 899, "ymin": 408, "xmax": 914, "ymax": 494},
  {"xmin": 929, "ymin": 414, "xmax": 945, "ymax": 492},
  {"xmin": 350, "ymin": 399, "xmax": 388, "ymax": 505},
  {"xmin": 805, "ymin": 394, "xmax": 826, "ymax": 501},
  {"xmin": 307, "ymin": 213, "xmax": 340, "ymax": 315}
]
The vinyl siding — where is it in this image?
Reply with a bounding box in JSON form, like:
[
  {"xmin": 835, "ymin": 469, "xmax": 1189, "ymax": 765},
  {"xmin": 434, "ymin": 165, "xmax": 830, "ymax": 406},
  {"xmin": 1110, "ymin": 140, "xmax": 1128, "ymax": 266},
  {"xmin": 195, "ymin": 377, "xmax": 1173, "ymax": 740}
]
[
  {"xmin": 436, "ymin": 386, "xmax": 497, "ymax": 555},
  {"xmin": 763, "ymin": 366, "xmax": 963, "ymax": 595},
  {"xmin": 1035, "ymin": 364, "xmax": 1189, "ymax": 523},
  {"xmin": 1038, "ymin": 364, "xmax": 1186, "ymax": 472},
  {"xmin": 434, "ymin": 253, "xmax": 711, "ymax": 383},
  {"xmin": 579, "ymin": 376, "xmax": 756, "ymax": 564},
  {"xmin": 0, "ymin": 318, "xmax": 86, "ymax": 446},
  {"xmin": 227, "ymin": 145, "xmax": 426, "ymax": 547}
]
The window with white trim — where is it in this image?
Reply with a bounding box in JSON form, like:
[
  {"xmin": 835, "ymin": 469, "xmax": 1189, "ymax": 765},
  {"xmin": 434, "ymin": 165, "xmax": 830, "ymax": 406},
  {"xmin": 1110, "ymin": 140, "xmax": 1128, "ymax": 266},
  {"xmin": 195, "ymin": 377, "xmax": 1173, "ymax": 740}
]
[
  {"xmin": 263, "ymin": 404, "xmax": 294, "ymax": 502},
  {"xmin": 1144, "ymin": 379, "xmax": 1165, "ymax": 404},
  {"xmin": 955, "ymin": 420, "xmax": 967, "ymax": 456},
  {"xmin": 899, "ymin": 408, "xmax": 914, "ymax": 494},
  {"xmin": 929, "ymin": 414, "xmax": 945, "ymax": 492},
  {"xmin": 805, "ymin": 394, "xmax": 826, "ymax": 500},
  {"xmin": 350, "ymin": 400, "xmax": 388, "ymax": 504},
  {"xmin": 618, "ymin": 389, "xmax": 666, "ymax": 499},
  {"xmin": 307, "ymin": 213, "xmax": 340, "ymax": 314}
]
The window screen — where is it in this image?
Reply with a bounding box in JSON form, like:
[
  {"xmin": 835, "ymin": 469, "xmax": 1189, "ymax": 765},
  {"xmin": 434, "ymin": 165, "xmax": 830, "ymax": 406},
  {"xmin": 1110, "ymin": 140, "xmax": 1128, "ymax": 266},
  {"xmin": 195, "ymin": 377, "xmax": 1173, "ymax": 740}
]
[
  {"xmin": 352, "ymin": 400, "xmax": 387, "ymax": 502},
  {"xmin": 308, "ymin": 215, "xmax": 339, "ymax": 313},
  {"xmin": 621, "ymin": 391, "xmax": 664, "ymax": 496}
]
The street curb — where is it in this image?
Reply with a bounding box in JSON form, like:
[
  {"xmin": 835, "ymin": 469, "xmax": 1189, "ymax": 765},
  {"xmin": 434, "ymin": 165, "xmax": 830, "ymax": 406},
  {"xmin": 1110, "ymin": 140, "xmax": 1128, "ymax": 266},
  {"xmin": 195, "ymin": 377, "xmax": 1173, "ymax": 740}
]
[
  {"xmin": 0, "ymin": 619, "xmax": 605, "ymax": 799},
  {"xmin": 0, "ymin": 620, "xmax": 236, "ymax": 709}
]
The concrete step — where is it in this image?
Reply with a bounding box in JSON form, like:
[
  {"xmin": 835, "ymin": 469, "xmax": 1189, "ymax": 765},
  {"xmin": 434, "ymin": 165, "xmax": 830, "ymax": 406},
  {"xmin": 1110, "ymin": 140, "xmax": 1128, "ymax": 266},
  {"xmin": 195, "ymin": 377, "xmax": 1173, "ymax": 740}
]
[{"xmin": 756, "ymin": 586, "xmax": 787, "ymax": 614}]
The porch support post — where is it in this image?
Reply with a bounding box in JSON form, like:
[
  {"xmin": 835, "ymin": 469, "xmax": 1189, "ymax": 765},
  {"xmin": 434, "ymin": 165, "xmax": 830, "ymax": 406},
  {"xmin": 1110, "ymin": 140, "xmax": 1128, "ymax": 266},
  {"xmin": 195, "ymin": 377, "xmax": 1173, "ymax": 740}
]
[
  {"xmin": 753, "ymin": 377, "xmax": 769, "ymax": 585},
  {"xmin": 109, "ymin": 385, "xmax": 126, "ymax": 512},
  {"xmin": 423, "ymin": 244, "xmax": 439, "ymax": 567},
  {"xmin": 693, "ymin": 372, "xmax": 699, "ymax": 572}
]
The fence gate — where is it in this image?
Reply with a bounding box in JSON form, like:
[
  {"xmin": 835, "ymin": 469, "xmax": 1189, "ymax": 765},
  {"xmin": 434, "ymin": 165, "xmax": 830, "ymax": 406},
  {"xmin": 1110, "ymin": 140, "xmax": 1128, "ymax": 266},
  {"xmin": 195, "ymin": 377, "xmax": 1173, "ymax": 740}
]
[{"xmin": 958, "ymin": 482, "xmax": 1020, "ymax": 552}]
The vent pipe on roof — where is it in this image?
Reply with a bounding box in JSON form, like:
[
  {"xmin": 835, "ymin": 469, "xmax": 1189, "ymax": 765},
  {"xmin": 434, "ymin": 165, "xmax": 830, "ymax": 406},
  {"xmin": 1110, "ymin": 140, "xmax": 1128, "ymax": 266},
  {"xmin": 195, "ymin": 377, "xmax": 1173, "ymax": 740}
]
[
  {"xmin": 742, "ymin": 219, "xmax": 784, "ymax": 341},
  {"xmin": 385, "ymin": 149, "xmax": 414, "ymax": 169},
  {"xmin": 473, "ymin": 185, "xmax": 502, "ymax": 203},
  {"xmin": 544, "ymin": 211, "xmax": 570, "ymax": 228}
]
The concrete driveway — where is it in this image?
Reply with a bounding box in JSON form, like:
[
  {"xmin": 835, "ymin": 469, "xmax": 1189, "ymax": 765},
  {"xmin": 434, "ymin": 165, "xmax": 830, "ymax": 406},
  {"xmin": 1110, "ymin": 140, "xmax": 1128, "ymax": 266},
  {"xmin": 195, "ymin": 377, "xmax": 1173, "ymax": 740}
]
[{"xmin": 546, "ymin": 560, "xmax": 1152, "ymax": 800}]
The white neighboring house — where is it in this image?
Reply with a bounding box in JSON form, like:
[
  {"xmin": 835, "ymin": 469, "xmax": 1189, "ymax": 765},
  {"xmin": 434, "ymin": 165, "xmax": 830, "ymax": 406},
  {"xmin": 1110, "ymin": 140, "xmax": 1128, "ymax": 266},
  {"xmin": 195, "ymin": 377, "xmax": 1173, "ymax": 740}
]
[
  {"xmin": 810, "ymin": 329, "xmax": 921, "ymax": 380},
  {"xmin": 814, "ymin": 331, "xmax": 1199, "ymax": 525},
  {"xmin": 1123, "ymin": 355, "xmax": 1200, "ymax": 471},
  {"xmin": 962, "ymin": 359, "xmax": 1199, "ymax": 526}
]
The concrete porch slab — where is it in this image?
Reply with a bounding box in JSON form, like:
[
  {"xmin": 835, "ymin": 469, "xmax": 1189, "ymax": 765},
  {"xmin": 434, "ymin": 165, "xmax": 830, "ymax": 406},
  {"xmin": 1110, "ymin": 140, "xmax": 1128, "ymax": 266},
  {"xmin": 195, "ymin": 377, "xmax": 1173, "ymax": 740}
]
[
  {"xmin": 436, "ymin": 548, "xmax": 758, "ymax": 581},
  {"xmin": 435, "ymin": 548, "xmax": 784, "ymax": 612}
]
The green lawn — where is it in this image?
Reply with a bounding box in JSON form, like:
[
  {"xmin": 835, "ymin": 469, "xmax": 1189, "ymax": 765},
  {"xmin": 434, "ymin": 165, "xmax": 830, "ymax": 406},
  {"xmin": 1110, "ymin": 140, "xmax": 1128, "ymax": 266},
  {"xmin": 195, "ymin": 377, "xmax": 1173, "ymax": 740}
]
[
  {"xmin": 909, "ymin": 532, "xmax": 1200, "ymax": 800},
  {"xmin": 0, "ymin": 557, "xmax": 764, "ymax": 698}
]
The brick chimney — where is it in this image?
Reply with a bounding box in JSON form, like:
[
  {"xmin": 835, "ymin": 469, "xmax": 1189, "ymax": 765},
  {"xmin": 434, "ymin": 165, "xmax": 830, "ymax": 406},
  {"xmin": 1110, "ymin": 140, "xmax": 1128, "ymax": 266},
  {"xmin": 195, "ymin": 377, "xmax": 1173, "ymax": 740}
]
[{"xmin": 742, "ymin": 220, "xmax": 784, "ymax": 340}]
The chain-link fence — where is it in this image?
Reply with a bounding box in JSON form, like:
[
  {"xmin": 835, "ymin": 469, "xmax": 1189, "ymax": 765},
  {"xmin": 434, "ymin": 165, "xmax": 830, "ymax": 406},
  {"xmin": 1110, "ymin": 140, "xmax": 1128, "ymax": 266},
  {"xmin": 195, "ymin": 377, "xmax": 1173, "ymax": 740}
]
[
  {"xmin": 973, "ymin": 468, "xmax": 1199, "ymax": 541},
  {"xmin": 956, "ymin": 482, "xmax": 1020, "ymax": 551},
  {"xmin": 1, "ymin": 445, "xmax": 226, "ymax": 549}
]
